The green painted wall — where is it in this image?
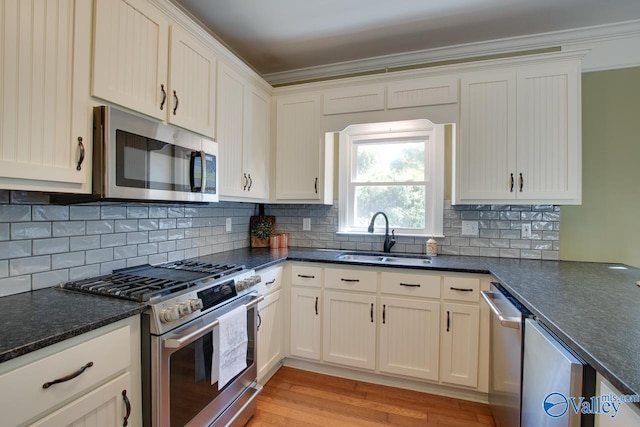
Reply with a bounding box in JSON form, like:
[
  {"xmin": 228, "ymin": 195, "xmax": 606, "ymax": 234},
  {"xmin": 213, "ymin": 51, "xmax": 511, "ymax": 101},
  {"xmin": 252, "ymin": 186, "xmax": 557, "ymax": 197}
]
[{"xmin": 560, "ymin": 66, "xmax": 640, "ymax": 267}]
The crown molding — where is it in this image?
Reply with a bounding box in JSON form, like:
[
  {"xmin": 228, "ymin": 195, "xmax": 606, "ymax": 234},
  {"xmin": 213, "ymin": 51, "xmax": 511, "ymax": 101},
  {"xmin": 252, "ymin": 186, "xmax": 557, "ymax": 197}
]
[{"xmin": 263, "ymin": 19, "xmax": 640, "ymax": 86}]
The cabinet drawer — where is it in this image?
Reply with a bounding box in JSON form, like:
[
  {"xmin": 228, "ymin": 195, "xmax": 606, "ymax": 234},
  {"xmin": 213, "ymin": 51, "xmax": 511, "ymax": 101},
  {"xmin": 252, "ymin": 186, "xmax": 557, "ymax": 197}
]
[
  {"xmin": 291, "ymin": 265, "xmax": 322, "ymax": 287},
  {"xmin": 257, "ymin": 265, "xmax": 283, "ymax": 295},
  {"xmin": 0, "ymin": 325, "xmax": 130, "ymax": 427},
  {"xmin": 443, "ymin": 276, "xmax": 480, "ymax": 302},
  {"xmin": 381, "ymin": 271, "xmax": 441, "ymax": 298},
  {"xmin": 325, "ymin": 268, "xmax": 378, "ymax": 292}
]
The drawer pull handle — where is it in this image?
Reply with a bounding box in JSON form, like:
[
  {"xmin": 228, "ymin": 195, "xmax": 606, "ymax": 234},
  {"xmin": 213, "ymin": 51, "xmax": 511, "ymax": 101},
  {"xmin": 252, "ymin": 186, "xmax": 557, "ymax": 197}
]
[
  {"xmin": 370, "ymin": 303, "xmax": 374, "ymax": 323},
  {"xmin": 400, "ymin": 282, "xmax": 421, "ymax": 287},
  {"xmin": 265, "ymin": 279, "xmax": 276, "ymax": 286},
  {"xmin": 257, "ymin": 312, "xmax": 262, "ymax": 331},
  {"xmin": 341, "ymin": 278, "xmax": 360, "ymax": 283},
  {"xmin": 298, "ymin": 274, "xmax": 315, "ymax": 279},
  {"xmin": 42, "ymin": 361, "xmax": 94, "ymax": 389},
  {"xmin": 383, "ymin": 304, "xmax": 386, "ymax": 324},
  {"xmin": 450, "ymin": 287, "xmax": 474, "ymax": 292},
  {"xmin": 122, "ymin": 389, "xmax": 131, "ymax": 426},
  {"xmin": 447, "ymin": 311, "xmax": 450, "ymax": 332},
  {"xmin": 315, "ymin": 297, "xmax": 318, "ymax": 315}
]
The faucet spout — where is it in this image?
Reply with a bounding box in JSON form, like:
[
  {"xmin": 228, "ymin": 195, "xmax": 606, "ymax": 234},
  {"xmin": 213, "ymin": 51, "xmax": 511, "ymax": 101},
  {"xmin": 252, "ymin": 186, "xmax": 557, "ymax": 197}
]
[{"xmin": 367, "ymin": 211, "xmax": 396, "ymax": 253}]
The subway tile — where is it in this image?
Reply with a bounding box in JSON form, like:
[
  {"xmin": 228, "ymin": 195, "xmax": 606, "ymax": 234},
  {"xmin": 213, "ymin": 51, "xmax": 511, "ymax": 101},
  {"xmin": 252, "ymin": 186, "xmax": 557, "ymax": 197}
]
[
  {"xmin": 159, "ymin": 219, "xmax": 177, "ymax": 229},
  {"xmin": 490, "ymin": 239, "xmax": 510, "ymax": 248},
  {"xmin": 53, "ymin": 221, "xmax": 86, "ymax": 237},
  {"xmin": 127, "ymin": 207, "xmax": 149, "ymax": 219},
  {"xmin": 70, "ymin": 235, "xmax": 100, "ymax": 251},
  {"xmin": 542, "ymin": 231, "xmax": 560, "ymax": 241},
  {"xmin": 198, "ymin": 246, "xmax": 214, "ymax": 256},
  {"xmin": 0, "ymin": 240, "xmax": 32, "ymax": 260},
  {"xmin": 167, "ymin": 229, "xmax": 185, "ymax": 240},
  {"xmin": 500, "ymin": 211, "xmax": 521, "ymax": 221},
  {"xmin": 168, "ymin": 207, "xmax": 185, "ymax": 218},
  {"xmin": 499, "ymin": 249, "xmax": 521, "ymax": 258},
  {"xmin": 532, "ymin": 205, "xmax": 554, "ymax": 211},
  {"xmin": 137, "ymin": 243, "xmax": 158, "ymax": 256},
  {"xmin": 101, "ymin": 233, "xmax": 127, "ymax": 248},
  {"xmin": 532, "ymin": 221, "xmax": 554, "ymax": 231},
  {"xmin": 490, "ymin": 220, "xmax": 511, "ymax": 230},
  {"xmin": 460, "ymin": 246, "xmax": 480, "ymax": 256},
  {"xmin": 127, "ymin": 232, "xmax": 148, "ymax": 245},
  {"xmin": 184, "ymin": 248, "xmax": 200, "ymax": 259},
  {"xmin": 148, "ymin": 230, "xmax": 168, "ymax": 242},
  {"xmin": 521, "ymin": 212, "xmax": 543, "ymax": 221},
  {"xmin": 533, "ymin": 241, "xmax": 553, "ymax": 250},
  {"xmin": 450, "ymin": 237, "xmax": 470, "ymax": 247},
  {"xmin": 100, "ymin": 260, "xmax": 127, "ymax": 274},
  {"xmin": 167, "ymin": 250, "xmax": 186, "ymax": 262},
  {"xmin": 510, "ymin": 240, "xmax": 532, "ymax": 249},
  {"xmin": 460, "ymin": 211, "xmax": 480, "ymax": 220},
  {"xmin": 440, "ymin": 246, "xmax": 460, "ymax": 255},
  {"xmin": 479, "ymin": 248, "xmax": 500, "ymax": 258},
  {"xmin": 0, "ymin": 224, "xmax": 9, "ymax": 241},
  {"xmin": 0, "ymin": 205, "xmax": 31, "ymax": 222},
  {"xmin": 149, "ymin": 207, "xmax": 168, "ymax": 218},
  {"xmin": 10, "ymin": 255, "xmax": 50, "ymax": 275},
  {"xmin": 70, "ymin": 206, "xmax": 101, "ymax": 220},
  {"xmin": 10, "ymin": 191, "xmax": 49, "ymax": 204},
  {"xmin": 52, "ymin": 252, "xmax": 85, "ymax": 269},
  {"xmin": 115, "ymin": 219, "xmax": 138, "ymax": 233},
  {"xmin": 0, "ymin": 260, "xmax": 7, "ymax": 278},
  {"xmin": 70, "ymin": 264, "xmax": 101, "ymax": 281},
  {"xmin": 0, "ymin": 191, "xmax": 9, "ymax": 204},
  {"xmin": 32, "ymin": 269, "xmax": 69, "ymax": 290},
  {"xmin": 479, "ymin": 211, "xmax": 499, "ymax": 220},
  {"xmin": 469, "ymin": 238, "xmax": 491, "ymax": 248},
  {"xmin": 542, "ymin": 251, "xmax": 560, "ymax": 260},
  {"xmin": 149, "ymin": 253, "xmax": 168, "ymax": 265},
  {"xmin": 500, "ymin": 229, "xmax": 521, "ymax": 239},
  {"xmin": 86, "ymin": 220, "xmax": 115, "ymax": 235},
  {"xmin": 139, "ymin": 219, "xmax": 159, "ymax": 231},
  {"xmin": 185, "ymin": 228, "xmax": 199, "ymax": 238},
  {"xmin": 11, "ymin": 222, "xmax": 51, "ymax": 240},
  {"xmin": 176, "ymin": 218, "xmax": 193, "ymax": 229},
  {"xmin": 479, "ymin": 229, "xmax": 500, "ymax": 239},
  {"xmin": 0, "ymin": 275, "xmax": 31, "ymax": 296},
  {"xmin": 184, "ymin": 207, "xmax": 199, "ymax": 217},
  {"xmin": 32, "ymin": 205, "xmax": 69, "ymax": 221},
  {"xmin": 101, "ymin": 206, "xmax": 127, "ymax": 219},
  {"xmin": 33, "ymin": 237, "xmax": 70, "ymax": 255},
  {"xmin": 85, "ymin": 248, "xmax": 114, "ymax": 264},
  {"xmin": 521, "ymin": 250, "xmax": 542, "ymax": 260},
  {"xmin": 115, "ymin": 245, "xmax": 138, "ymax": 260},
  {"xmin": 176, "ymin": 239, "xmax": 192, "ymax": 250}
]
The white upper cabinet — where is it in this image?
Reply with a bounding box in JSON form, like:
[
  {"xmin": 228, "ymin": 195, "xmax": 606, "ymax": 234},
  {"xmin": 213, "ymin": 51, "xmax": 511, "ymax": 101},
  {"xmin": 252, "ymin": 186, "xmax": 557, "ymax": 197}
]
[
  {"xmin": 275, "ymin": 93, "xmax": 326, "ymax": 201},
  {"xmin": 217, "ymin": 61, "xmax": 270, "ymax": 200},
  {"xmin": 93, "ymin": 0, "xmax": 216, "ymax": 137},
  {"xmin": 456, "ymin": 56, "xmax": 582, "ymax": 205},
  {"xmin": 0, "ymin": 0, "xmax": 92, "ymax": 192}
]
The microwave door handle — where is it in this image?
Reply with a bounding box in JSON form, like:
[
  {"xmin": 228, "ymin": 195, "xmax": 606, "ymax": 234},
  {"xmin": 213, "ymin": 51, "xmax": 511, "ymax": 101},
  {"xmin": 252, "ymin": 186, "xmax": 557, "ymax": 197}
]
[
  {"xmin": 163, "ymin": 294, "xmax": 264, "ymax": 349},
  {"xmin": 189, "ymin": 151, "xmax": 199, "ymax": 192},
  {"xmin": 200, "ymin": 150, "xmax": 206, "ymax": 193}
]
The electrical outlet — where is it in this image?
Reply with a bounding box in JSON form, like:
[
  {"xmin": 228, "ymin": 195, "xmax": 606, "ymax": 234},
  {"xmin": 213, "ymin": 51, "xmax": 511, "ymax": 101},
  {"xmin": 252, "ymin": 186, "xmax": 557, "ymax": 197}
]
[
  {"xmin": 522, "ymin": 223, "xmax": 532, "ymax": 239},
  {"xmin": 302, "ymin": 218, "xmax": 311, "ymax": 231},
  {"xmin": 461, "ymin": 220, "xmax": 479, "ymax": 236},
  {"xmin": 225, "ymin": 217, "xmax": 232, "ymax": 232}
]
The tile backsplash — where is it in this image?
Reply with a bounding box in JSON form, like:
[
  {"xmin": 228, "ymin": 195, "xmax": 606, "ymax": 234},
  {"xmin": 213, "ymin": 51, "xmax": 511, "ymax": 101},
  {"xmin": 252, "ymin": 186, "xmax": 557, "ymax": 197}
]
[
  {"xmin": 265, "ymin": 200, "xmax": 560, "ymax": 260},
  {"xmin": 0, "ymin": 191, "xmax": 255, "ymax": 296},
  {"xmin": 0, "ymin": 190, "xmax": 560, "ymax": 296}
]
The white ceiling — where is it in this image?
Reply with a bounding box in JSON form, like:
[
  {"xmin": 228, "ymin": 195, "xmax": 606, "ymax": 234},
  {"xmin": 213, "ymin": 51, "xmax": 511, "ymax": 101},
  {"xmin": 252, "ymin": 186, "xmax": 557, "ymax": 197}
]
[{"xmin": 172, "ymin": 0, "xmax": 640, "ymax": 78}]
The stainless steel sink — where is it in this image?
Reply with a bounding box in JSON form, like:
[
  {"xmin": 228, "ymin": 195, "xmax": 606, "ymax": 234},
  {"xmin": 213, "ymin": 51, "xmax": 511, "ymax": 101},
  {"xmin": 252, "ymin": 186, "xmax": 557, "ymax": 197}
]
[{"xmin": 336, "ymin": 252, "xmax": 431, "ymax": 266}]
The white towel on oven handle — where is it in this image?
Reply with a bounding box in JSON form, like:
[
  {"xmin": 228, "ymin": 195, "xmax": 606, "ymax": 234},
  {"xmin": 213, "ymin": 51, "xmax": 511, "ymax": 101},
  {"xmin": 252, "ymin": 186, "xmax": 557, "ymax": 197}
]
[{"xmin": 213, "ymin": 304, "xmax": 248, "ymax": 390}]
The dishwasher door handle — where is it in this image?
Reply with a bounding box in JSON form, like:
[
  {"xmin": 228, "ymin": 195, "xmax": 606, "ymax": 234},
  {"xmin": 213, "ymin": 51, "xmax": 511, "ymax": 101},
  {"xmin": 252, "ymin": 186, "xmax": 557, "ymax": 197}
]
[{"xmin": 480, "ymin": 290, "xmax": 521, "ymax": 329}]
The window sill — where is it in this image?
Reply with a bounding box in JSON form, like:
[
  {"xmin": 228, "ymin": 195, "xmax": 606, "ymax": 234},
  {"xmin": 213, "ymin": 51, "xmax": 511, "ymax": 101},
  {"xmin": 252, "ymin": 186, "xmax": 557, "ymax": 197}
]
[{"xmin": 336, "ymin": 231, "xmax": 445, "ymax": 239}]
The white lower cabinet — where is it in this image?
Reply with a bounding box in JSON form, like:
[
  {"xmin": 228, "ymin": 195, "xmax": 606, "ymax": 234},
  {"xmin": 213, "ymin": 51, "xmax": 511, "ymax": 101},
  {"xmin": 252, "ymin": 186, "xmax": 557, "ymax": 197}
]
[
  {"xmin": 257, "ymin": 289, "xmax": 284, "ymax": 382},
  {"xmin": 0, "ymin": 316, "xmax": 140, "ymax": 426},
  {"xmin": 595, "ymin": 374, "xmax": 640, "ymax": 427},
  {"xmin": 290, "ymin": 286, "xmax": 322, "ymax": 360},
  {"xmin": 440, "ymin": 302, "xmax": 480, "ymax": 388},
  {"xmin": 29, "ymin": 372, "xmax": 132, "ymax": 427},
  {"xmin": 322, "ymin": 290, "xmax": 377, "ymax": 370},
  {"xmin": 378, "ymin": 296, "xmax": 440, "ymax": 381}
]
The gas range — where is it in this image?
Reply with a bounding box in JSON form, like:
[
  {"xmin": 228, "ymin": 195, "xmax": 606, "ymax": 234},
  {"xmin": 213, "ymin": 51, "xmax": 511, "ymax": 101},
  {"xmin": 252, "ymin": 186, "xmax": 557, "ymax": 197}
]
[{"xmin": 60, "ymin": 259, "xmax": 262, "ymax": 335}]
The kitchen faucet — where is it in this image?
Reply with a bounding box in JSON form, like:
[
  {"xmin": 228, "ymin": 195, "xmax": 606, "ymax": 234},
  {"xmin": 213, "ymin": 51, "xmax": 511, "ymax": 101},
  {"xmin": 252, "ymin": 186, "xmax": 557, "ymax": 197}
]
[{"xmin": 368, "ymin": 211, "xmax": 396, "ymax": 253}]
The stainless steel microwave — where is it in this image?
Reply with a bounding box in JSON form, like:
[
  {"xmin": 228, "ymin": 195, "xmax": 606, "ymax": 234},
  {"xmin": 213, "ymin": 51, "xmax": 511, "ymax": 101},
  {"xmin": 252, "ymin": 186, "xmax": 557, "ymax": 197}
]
[{"xmin": 92, "ymin": 105, "xmax": 218, "ymax": 203}]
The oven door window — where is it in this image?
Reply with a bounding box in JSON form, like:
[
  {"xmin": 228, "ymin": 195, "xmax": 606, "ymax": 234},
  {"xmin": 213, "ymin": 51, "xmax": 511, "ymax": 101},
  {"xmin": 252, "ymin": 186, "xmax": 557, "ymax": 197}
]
[
  {"xmin": 168, "ymin": 312, "xmax": 255, "ymax": 426},
  {"xmin": 115, "ymin": 130, "xmax": 197, "ymax": 193}
]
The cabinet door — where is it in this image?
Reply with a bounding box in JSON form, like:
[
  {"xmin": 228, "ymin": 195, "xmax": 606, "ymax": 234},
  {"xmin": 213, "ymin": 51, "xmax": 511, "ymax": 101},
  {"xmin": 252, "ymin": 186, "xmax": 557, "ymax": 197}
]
[
  {"xmin": 441, "ymin": 303, "xmax": 480, "ymax": 388},
  {"xmin": 244, "ymin": 85, "xmax": 271, "ymax": 199},
  {"xmin": 29, "ymin": 373, "xmax": 133, "ymax": 427},
  {"xmin": 168, "ymin": 26, "xmax": 217, "ymax": 137},
  {"xmin": 0, "ymin": 0, "xmax": 91, "ymax": 190},
  {"xmin": 458, "ymin": 71, "xmax": 517, "ymax": 202},
  {"xmin": 257, "ymin": 290, "xmax": 283, "ymax": 382},
  {"xmin": 217, "ymin": 62, "xmax": 246, "ymax": 197},
  {"xmin": 516, "ymin": 61, "xmax": 581, "ymax": 203},
  {"xmin": 322, "ymin": 291, "xmax": 376, "ymax": 370},
  {"xmin": 93, "ymin": 0, "xmax": 168, "ymax": 120},
  {"xmin": 275, "ymin": 93, "xmax": 322, "ymax": 200},
  {"xmin": 379, "ymin": 296, "xmax": 440, "ymax": 381},
  {"xmin": 290, "ymin": 287, "xmax": 321, "ymax": 360}
]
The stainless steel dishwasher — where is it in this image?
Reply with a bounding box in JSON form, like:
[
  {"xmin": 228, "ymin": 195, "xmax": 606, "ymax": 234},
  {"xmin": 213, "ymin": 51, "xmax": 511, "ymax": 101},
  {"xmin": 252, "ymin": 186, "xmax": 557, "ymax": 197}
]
[{"xmin": 481, "ymin": 282, "xmax": 532, "ymax": 427}]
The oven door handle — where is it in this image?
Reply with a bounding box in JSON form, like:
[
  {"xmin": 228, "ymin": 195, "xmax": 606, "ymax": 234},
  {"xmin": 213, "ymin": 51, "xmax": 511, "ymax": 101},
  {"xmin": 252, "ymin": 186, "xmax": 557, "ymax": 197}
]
[
  {"xmin": 163, "ymin": 294, "xmax": 264, "ymax": 349},
  {"xmin": 480, "ymin": 290, "xmax": 521, "ymax": 329}
]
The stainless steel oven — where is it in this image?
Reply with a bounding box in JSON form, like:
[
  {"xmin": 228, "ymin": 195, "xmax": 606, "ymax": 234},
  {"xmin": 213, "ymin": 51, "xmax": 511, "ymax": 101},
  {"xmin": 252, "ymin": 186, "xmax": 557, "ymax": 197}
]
[
  {"xmin": 147, "ymin": 292, "xmax": 262, "ymax": 427},
  {"xmin": 92, "ymin": 105, "xmax": 218, "ymax": 203}
]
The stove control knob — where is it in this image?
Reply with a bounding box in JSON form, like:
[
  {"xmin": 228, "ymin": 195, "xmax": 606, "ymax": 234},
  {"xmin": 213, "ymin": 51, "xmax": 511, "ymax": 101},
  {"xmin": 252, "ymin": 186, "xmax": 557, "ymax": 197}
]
[
  {"xmin": 160, "ymin": 306, "xmax": 180, "ymax": 323},
  {"xmin": 250, "ymin": 275, "xmax": 262, "ymax": 286},
  {"xmin": 188, "ymin": 298, "xmax": 203, "ymax": 312},
  {"xmin": 178, "ymin": 302, "xmax": 192, "ymax": 316},
  {"xmin": 236, "ymin": 279, "xmax": 247, "ymax": 291}
]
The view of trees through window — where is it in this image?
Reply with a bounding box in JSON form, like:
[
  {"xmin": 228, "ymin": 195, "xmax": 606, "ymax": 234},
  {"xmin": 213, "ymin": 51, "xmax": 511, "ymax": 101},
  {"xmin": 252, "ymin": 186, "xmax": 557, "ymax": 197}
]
[{"xmin": 353, "ymin": 141, "xmax": 427, "ymax": 229}]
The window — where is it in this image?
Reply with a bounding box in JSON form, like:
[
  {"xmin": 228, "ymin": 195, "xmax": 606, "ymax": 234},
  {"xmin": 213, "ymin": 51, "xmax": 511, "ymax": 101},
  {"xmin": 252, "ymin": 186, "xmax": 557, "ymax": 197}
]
[{"xmin": 338, "ymin": 119, "xmax": 444, "ymax": 237}]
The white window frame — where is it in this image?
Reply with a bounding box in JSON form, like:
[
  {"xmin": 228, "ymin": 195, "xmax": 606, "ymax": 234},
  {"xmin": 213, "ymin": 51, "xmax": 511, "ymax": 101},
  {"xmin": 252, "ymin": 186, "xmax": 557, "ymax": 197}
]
[{"xmin": 338, "ymin": 119, "xmax": 444, "ymax": 237}]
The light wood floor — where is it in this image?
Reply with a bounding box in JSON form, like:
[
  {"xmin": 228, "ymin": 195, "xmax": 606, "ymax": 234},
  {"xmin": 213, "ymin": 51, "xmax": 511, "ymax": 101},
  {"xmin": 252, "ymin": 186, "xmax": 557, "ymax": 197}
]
[{"xmin": 246, "ymin": 367, "xmax": 496, "ymax": 427}]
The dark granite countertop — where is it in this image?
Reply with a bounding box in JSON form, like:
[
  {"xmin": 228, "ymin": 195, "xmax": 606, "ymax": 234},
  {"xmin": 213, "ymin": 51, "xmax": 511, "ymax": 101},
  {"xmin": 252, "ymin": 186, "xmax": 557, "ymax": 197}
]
[
  {"xmin": 3, "ymin": 246, "xmax": 639, "ymax": 403},
  {"xmin": 0, "ymin": 288, "xmax": 145, "ymax": 363},
  {"xmin": 197, "ymin": 247, "xmax": 640, "ymax": 399}
]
